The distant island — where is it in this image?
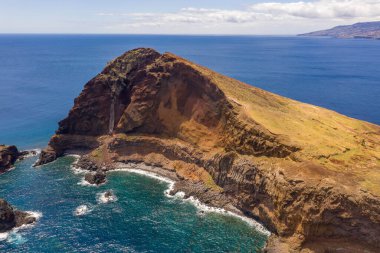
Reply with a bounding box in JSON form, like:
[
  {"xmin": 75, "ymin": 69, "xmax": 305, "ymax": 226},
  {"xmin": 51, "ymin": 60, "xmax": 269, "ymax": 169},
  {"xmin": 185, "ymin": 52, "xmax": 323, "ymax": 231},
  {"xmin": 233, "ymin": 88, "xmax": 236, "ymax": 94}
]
[{"xmin": 299, "ymin": 21, "xmax": 380, "ymax": 39}]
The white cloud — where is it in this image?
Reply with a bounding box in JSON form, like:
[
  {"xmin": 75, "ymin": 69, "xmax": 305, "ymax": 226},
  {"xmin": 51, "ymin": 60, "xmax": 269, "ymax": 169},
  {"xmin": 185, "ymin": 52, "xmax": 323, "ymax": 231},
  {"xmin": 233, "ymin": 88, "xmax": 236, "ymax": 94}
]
[
  {"xmin": 250, "ymin": 0, "xmax": 380, "ymax": 19},
  {"xmin": 97, "ymin": 0, "xmax": 380, "ymax": 34}
]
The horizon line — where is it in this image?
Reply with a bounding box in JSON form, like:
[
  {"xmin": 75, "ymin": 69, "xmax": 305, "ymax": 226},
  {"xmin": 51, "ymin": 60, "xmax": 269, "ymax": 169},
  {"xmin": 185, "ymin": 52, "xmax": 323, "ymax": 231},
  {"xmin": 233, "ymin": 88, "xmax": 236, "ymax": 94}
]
[{"xmin": 0, "ymin": 32, "xmax": 301, "ymax": 37}]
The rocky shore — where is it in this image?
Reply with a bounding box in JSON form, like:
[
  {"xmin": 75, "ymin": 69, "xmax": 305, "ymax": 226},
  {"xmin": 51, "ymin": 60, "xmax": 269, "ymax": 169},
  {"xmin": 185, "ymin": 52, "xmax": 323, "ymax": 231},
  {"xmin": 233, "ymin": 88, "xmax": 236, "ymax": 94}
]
[
  {"xmin": 36, "ymin": 48, "xmax": 380, "ymax": 252},
  {"xmin": 0, "ymin": 145, "xmax": 38, "ymax": 173},
  {"xmin": 0, "ymin": 199, "xmax": 37, "ymax": 233}
]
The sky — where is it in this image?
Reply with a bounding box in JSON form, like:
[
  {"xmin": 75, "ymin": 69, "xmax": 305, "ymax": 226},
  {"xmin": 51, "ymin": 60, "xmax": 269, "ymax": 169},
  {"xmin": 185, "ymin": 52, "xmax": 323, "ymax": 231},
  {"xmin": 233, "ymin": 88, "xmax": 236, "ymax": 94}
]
[{"xmin": 0, "ymin": 0, "xmax": 380, "ymax": 34}]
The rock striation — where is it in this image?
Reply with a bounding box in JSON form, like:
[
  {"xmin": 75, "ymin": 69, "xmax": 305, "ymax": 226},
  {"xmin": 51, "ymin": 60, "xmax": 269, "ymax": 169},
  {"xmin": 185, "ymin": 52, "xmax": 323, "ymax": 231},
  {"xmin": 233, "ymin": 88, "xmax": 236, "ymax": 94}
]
[
  {"xmin": 0, "ymin": 199, "xmax": 36, "ymax": 232},
  {"xmin": 37, "ymin": 48, "xmax": 380, "ymax": 252}
]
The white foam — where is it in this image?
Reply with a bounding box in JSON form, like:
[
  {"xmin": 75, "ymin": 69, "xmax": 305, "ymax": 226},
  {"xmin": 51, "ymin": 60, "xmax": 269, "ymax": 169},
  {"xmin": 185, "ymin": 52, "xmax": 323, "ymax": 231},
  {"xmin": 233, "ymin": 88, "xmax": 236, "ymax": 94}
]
[
  {"xmin": 69, "ymin": 155, "xmax": 87, "ymax": 175},
  {"xmin": 21, "ymin": 149, "xmax": 41, "ymax": 158},
  {"xmin": 74, "ymin": 205, "xmax": 92, "ymax": 216},
  {"xmin": 96, "ymin": 191, "xmax": 118, "ymax": 204},
  {"xmin": 0, "ymin": 232, "xmax": 9, "ymax": 241},
  {"xmin": 77, "ymin": 177, "xmax": 96, "ymax": 187},
  {"xmin": 113, "ymin": 164, "xmax": 175, "ymax": 185},
  {"xmin": 26, "ymin": 211, "xmax": 43, "ymax": 220},
  {"xmin": 113, "ymin": 163, "xmax": 270, "ymax": 236},
  {"xmin": 0, "ymin": 210, "xmax": 42, "ymax": 243}
]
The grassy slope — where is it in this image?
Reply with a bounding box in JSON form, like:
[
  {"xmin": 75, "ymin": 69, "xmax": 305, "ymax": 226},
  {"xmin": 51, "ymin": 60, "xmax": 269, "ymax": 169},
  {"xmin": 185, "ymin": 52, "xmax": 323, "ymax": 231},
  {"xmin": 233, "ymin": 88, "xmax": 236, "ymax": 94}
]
[{"xmin": 168, "ymin": 53, "xmax": 380, "ymax": 195}]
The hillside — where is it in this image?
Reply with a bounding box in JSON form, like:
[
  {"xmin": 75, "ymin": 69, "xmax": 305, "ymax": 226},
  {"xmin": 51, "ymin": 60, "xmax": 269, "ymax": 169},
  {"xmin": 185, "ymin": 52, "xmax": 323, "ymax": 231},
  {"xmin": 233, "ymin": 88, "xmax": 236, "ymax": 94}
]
[
  {"xmin": 299, "ymin": 21, "xmax": 380, "ymax": 39},
  {"xmin": 36, "ymin": 48, "xmax": 380, "ymax": 252}
]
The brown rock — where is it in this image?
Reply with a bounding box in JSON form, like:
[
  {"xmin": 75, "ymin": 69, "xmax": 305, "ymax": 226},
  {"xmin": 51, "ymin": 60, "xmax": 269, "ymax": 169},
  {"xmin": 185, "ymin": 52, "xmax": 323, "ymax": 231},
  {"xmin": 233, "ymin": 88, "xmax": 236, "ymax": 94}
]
[
  {"xmin": 36, "ymin": 48, "xmax": 380, "ymax": 252},
  {"xmin": 84, "ymin": 170, "xmax": 106, "ymax": 185},
  {"xmin": 0, "ymin": 145, "xmax": 19, "ymax": 172},
  {"xmin": 0, "ymin": 199, "xmax": 36, "ymax": 232}
]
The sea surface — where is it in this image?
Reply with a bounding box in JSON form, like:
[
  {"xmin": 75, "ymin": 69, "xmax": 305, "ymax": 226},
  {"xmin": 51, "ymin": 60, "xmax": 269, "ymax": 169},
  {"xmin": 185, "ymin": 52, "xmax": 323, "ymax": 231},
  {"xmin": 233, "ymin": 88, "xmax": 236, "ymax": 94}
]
[
  {"xmin": 1, "ymin": 35, "xmax": 380, "ymax": 252},
  {"xmin": 0, "ymin": 156, "xmax": 268, "ymax": 252}
]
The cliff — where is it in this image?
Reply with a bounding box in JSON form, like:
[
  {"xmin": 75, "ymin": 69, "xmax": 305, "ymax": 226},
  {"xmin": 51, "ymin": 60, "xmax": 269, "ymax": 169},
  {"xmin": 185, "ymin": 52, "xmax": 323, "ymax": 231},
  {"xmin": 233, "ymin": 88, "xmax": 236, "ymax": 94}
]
[
  {"xmin": 299, "ymin": 21, "xmax": 380, "ymax": 39},
  {"xmin": 0, "ymin": 199, "xmax": 36, "ymax": 232},
  {"xmin": 37, "ymin": 48, "xmax": 380, "ymax": 252}
]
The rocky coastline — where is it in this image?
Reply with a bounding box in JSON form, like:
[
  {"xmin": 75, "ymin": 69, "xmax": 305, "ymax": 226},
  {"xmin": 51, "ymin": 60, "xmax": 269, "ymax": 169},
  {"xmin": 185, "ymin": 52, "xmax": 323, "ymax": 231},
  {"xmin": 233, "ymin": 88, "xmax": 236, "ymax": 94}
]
[
  {"xmin": 0, "ymin": 199, "xmax": 37, "ymax": 233},
  {"xmin": 0, "ymin": 145, "xmax": 38, "ymax": 173},
  {"xmin": 36, "ymin": 48, "xmax": 380, "ymax": 252}
]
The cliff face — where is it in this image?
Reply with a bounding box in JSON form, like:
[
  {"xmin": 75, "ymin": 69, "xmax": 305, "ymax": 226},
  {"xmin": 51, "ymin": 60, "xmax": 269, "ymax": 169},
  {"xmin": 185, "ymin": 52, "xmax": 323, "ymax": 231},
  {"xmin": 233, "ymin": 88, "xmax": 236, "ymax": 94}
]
[{"xmin": 37, "ymin": 48, "xmax": 380, "ymax": 252}]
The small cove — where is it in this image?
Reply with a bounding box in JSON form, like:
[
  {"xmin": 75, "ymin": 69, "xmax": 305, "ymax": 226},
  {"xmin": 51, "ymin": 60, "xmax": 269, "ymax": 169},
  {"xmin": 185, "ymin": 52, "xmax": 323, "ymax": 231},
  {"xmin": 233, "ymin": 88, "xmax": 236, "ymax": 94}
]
[{"xmin": 0, "ymin": 156, "xmax": 268, "ymax": 252}]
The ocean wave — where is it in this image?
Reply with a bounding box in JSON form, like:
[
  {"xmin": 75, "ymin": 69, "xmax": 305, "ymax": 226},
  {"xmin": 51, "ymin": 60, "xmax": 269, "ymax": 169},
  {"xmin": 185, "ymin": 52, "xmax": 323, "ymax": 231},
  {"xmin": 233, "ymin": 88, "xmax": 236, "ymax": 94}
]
[
  {"xmin": 0, "ymin": 232, "xmax": 9, "ymax": 241},
  {"xmin": 21, "ymin": 148, "xmax": 41, "ymax": 158},
  {"xmin": 77, "ymin": 177, "xmax": 97, "ymax": 187},
  {"xmin": 68, "ymin": 155, "xmax": 87, "ymax": 175},
  {"xmin": 114, "ymin": 164, "xmax": 270, "ymax": 236},
  {"xmin": 77, "ymin": 176, "xmax": 107, "ymax": 187},
  {"xmin": 0, "ymin": 211, "xmax": 42, "ymax": 243},
  {"xmin": 96, "ymin": 190, "xmax": 118, "ymax": 204},
  {"xmin": 74, "ymin": 204, "xmax": 92, "ymax": 216}
]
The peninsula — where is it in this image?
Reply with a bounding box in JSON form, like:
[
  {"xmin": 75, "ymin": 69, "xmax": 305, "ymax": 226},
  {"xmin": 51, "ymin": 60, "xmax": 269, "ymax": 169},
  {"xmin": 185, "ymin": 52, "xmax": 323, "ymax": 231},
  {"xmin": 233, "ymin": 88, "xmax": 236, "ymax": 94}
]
[
  {"xmin": 299, "ymin": 21, "xmax": 380, "ymax": 39},
  {"xmin": 36, "ymin": 48, "xmax": 380, "ymax": 252}
]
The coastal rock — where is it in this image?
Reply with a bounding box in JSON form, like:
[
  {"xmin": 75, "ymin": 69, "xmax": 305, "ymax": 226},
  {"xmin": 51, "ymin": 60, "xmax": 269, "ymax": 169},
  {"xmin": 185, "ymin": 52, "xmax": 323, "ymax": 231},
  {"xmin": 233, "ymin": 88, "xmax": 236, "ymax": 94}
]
[
  {"xmin": 37, "ymin": 48, "xmax": 380, "ymax": 252},
  {"xmin": 84, "ymin": 170, "xmax": 106, "ymax": 185},
  {"xmin": 0, "ymin": 145, "xmax": 19, "ymax": 172},
  {"xmin": 0, "ymin": 199, "xmax": 36, "ymax": 232},
  {"xmin": 76, "ymin": 156, "xmax": 99, "ymax": 171}
]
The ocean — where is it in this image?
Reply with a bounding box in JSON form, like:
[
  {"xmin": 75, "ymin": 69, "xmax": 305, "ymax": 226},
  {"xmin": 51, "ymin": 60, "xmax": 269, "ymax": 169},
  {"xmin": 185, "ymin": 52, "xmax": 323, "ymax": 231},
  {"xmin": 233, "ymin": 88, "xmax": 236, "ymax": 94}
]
[{"xmin": 0, "ymin": 35, "xmax": 379, "ymax": 252}]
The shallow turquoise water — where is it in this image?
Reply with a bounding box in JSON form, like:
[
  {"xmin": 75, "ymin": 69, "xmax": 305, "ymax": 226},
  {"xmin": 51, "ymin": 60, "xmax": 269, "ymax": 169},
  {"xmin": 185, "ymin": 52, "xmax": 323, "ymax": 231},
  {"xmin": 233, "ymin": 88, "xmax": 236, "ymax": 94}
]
[{"xmin": 0, "ymin": 156, "xmax": 268, "ymax": 252}]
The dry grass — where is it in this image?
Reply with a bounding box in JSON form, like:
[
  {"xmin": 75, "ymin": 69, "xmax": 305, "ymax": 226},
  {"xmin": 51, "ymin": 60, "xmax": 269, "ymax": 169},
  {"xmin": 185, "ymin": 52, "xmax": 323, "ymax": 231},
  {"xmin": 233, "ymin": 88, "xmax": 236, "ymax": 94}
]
[{"xmin": 167, "ymin": 53, "xmax": 380, "ymax": 195}]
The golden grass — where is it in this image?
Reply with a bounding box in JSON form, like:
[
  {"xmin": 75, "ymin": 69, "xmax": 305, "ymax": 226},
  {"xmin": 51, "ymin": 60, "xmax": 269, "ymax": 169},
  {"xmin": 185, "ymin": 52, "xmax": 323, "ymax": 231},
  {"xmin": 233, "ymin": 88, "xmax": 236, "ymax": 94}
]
[{"xmin": 167, "ymin": 53, "xmax": 380, "ymax": 195}]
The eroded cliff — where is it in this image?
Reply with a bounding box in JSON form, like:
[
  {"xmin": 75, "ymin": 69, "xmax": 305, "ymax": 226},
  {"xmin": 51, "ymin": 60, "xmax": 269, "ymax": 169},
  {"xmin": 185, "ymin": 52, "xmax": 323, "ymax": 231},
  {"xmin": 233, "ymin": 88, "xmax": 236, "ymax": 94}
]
[{"xmin": 37, "ymin": 48, "xmax": 380, "ymax": 252}]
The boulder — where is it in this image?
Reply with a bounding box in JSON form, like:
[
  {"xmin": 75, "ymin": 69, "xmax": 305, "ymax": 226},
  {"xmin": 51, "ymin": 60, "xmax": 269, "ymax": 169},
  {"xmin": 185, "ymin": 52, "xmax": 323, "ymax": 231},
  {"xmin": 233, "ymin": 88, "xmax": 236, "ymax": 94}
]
[
  {"xmin": 0, "ymin": 145, "xmax": 19, "ymax": 172},
  {"xmin": 84, "ymin": 170, "xmax": 106, "ymax": 185},
  {"xmin": 0, "ymin": 199, "xmax": 36, "ymax": 232}
]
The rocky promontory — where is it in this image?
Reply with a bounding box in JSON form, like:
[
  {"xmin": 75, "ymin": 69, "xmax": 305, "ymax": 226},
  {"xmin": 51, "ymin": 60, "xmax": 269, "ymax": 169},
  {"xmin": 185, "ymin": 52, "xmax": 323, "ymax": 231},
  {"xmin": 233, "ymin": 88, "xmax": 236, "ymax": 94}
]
[
  {"xmin": 37, "ymin": 48, "xmax": 380, "ymax": 252},
  {"xmin": 0, "ymin": 199, "xmax": 36, "ymax": 232},
  {"xmin": 0, "ymin": 145, "xmax": 38, "ymax": 173},
  {"xmin": 0, "ymin": 145, "xmax": 19, "ymax": 172}
]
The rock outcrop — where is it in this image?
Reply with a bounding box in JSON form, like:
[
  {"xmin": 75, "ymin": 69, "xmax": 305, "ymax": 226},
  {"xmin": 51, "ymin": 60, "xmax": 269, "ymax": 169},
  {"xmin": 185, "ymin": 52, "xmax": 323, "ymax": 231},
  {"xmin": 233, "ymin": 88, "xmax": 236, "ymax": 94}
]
[
  {"xmin": 84, "ymin": 171, "xmax": 106, "ymax": 185},
  {"xmin": 0, "ymin": 199, "xmax": 36, "ymax": 232},
  {"xmin": 0, "ymin": 145, "xmax": 37, "ymax": 172},
  {"xmin": 37, "ymin": 48, "xmax": 380, "ymax": 252},
  {"xmin": 0, "ymin": 145, "xmax": 19, "ymax": 172}
]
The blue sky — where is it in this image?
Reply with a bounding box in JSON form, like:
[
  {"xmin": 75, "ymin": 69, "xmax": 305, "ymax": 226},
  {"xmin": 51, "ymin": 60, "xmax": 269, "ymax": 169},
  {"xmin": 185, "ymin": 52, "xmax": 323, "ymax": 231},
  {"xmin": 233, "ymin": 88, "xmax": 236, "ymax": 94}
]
[{"xmin": 0, "ymin": 0, "xmax": 379, "ymax": 34}]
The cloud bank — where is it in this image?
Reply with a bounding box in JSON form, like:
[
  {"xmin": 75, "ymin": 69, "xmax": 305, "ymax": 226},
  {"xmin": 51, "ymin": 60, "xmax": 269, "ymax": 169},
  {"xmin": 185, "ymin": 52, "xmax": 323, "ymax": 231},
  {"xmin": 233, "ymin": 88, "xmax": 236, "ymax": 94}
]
[{"xmin": 98, "ymin": 0, "xmax": 380, "ymax": 34}]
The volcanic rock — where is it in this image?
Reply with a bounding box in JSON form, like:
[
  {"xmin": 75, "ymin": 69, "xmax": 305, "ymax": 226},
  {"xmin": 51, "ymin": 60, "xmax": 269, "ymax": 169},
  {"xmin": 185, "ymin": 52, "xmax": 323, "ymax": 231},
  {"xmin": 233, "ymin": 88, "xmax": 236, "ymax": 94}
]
[
  {"xmin": 36, "ymin": 48, "xmax": 380, "ymax": 252},
  {"xmin": 84, "ymin": 170, "xmax": 106, "ymax": 185},
  {"xmin": 0, "ymin": 199, "xmax": 36, "ymax": 232}
]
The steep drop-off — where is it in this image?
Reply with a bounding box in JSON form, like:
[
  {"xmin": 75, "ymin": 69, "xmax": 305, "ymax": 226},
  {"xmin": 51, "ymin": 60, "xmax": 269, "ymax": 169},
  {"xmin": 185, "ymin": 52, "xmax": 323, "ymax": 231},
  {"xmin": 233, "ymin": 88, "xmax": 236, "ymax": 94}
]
[{"xmin": 37, "ymin": 48, "xmax": 380, "ymax": 252}]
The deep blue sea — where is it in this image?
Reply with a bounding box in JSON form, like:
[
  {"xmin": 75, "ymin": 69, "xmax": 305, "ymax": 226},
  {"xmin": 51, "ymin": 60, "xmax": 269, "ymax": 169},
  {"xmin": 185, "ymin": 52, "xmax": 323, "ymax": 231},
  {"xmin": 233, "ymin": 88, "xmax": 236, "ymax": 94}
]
[
  {"xmin": 0, "ymin": 35, "xmax": 379, "ymax": 148},
  {"xmin": 0, "ymin": 35, "xmax": 379, "ymax": 252}
]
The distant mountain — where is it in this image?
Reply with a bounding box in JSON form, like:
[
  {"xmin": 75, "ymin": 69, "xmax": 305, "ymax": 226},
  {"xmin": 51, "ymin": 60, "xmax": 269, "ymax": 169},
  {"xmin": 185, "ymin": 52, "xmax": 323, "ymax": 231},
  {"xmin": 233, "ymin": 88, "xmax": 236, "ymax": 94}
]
[{"xmin": 299, "ymin": 21, "xmax": 380, "ymax": 39}]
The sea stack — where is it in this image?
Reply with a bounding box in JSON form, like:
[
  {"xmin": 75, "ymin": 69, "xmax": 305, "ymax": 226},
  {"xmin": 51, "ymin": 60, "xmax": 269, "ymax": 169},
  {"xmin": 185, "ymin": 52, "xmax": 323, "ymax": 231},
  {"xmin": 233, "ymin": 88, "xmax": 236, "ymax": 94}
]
[
  {"xmin": 0, "ymin": 145, "xmax": 19, "ymax": 172},
  {"xmin": 37, "ymin": 48, "xmax": 380, "ymax": 252},
  {"xmin": 0, "ymin": 199, "xmax": 36, "ymax": 232},
  {"xmin": 0, "ymin": 145, "xmax": 38, "ymax": 172}
]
